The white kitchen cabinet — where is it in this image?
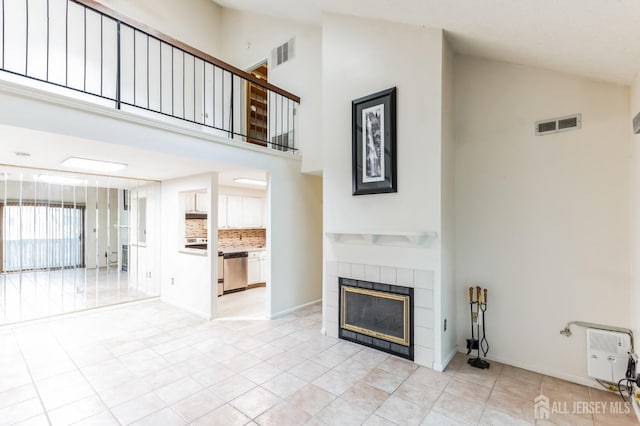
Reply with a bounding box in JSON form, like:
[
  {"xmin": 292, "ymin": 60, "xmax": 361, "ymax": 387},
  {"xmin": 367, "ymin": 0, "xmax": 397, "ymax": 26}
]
[
  {"xmin": 242, "ymin": 197, "xmax": 264, "ymax": 228},
  {"xmin": 227, "ymin": 195, "xmax": 243, "ymax": 228},
  {"xmin": 259, "ymin": 253, "xmax": 268, "ymax": 282},
  {"xmin": 218, "ymin": 195, "xmax": 227, "ymax": 228},
  {"xmin": 248, "ymin": 256, "xmax": 260, "ymax": 284},
  {"xmin": 218, "ymin": 194, "xmax": 265, "ymax": 229},
  {"xmin": 184, "ymin": 193, "xmax": 195, "ymax": 212},
  {"xmin": 195, "ymin": 192, "xmax": 208, "ymax": 212},
  {"xmin": 248, "ymin": 251, "xmax": 267, "ymax": 284}
]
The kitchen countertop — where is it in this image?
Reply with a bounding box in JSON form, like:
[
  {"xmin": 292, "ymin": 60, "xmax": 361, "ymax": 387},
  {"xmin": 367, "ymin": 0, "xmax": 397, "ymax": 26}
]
[{"xmin": 219, "ymin": 247, "xmax": 266, "ymax": 254}]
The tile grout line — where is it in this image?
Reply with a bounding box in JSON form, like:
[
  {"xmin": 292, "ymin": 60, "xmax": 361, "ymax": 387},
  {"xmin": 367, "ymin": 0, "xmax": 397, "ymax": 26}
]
[
  {"xmin": 13, "ymin": 327, "xmax": 54, "ymax": 426},
  {"xmin": 48, "ymin": 325, "xmax": 124, "ymax": 425}
]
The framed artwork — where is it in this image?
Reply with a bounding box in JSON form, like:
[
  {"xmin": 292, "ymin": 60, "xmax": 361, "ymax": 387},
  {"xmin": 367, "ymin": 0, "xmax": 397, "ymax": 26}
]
[{"xmin": 352, "ymin": 87, "xmax": 397, "ymax": 195}]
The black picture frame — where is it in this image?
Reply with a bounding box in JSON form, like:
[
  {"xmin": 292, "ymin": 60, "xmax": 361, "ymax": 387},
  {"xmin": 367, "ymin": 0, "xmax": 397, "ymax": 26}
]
[{"xmin": 352, "ymin": 87, "xmax": 397, "ymax": 195}]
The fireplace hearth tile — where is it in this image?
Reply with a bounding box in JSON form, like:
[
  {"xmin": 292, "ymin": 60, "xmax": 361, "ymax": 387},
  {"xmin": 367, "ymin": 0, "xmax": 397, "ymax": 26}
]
[
  {"xmin": 379, "ymin": 267, "xmax": 397, "ymax": 285},
  {"xmin": 414, "ymin": 270, "xmax": 434, "ymax": 289},
  {"xmin": 365, "ymin": 264, "xmax": 381, "ymax": 282},
  {"xmin": 396, "ymin": 268, "xmax": 414, "ymax": 286},
  {"xmin": 351, "ymin": 263, "xmax": 365, "ymax": 279},
  {"xmin": 414, "ymin": 289, "xmax": 434, "ymax": 309},
  {"xmin": 415, "ymin": 326, "xmax": 435, "ymax": 348},
  {"xmin": 337, "ymin": 262, "xmax": 351, "ymax": 277},
  {"xmin": 326, "ymin": 261, "xmax": 338, "ymax": 276},
  {"xmin": 414, "ymin": 307, "xmax": 434, "ymax": 329}
]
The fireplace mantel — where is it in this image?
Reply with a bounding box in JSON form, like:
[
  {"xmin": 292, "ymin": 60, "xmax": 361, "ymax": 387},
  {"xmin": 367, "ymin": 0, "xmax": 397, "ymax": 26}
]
[{"xmin": 326, "ymin": 231, "xmax": 437, "ymax": 247}]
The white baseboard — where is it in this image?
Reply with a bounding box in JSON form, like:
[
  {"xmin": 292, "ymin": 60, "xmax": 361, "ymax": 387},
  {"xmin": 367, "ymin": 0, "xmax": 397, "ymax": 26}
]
[
  {"xmin": 456, "ymin": 349, "xmax": 601, "ymax": 389},
  {"xmin": 161, "ymin": 298, "xmax": 212, "ymax": 320},
  {"xmin": 270, "ymin": 298, "xmax": 322, "ymax": 319}
]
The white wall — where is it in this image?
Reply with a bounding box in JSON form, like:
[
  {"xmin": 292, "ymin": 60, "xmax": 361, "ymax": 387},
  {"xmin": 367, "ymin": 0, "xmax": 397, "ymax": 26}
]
[
  {"xmin": 219, "ymin": 8, "xmax": 323, "ymax": 174},
  {"xmin": 161, "ymin": 173, "xmax": 218, "ymax": 318},
  {"xmin": 440, "ymin": 38, "xmax": 456, "ymax": 366},
  {"xmin": 321, "ymin": 13, "xmax": 445, "ymax": 368},
  {"xmin": 98, "ymin": 0, "xmax": 222, "ymax": 57},
  {"xmin": 455, "ymin": 56, "xmax": 630, "ymax": 385},
  {"xmin": 630, "ymin": 72, "xmax": 640, "ymax": 352}
]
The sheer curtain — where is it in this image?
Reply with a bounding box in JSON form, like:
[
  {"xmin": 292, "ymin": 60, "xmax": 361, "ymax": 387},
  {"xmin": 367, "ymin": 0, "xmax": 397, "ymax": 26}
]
[{"xmin": 3, "ymin": 204, "xmax": 83, "ymax": 272}]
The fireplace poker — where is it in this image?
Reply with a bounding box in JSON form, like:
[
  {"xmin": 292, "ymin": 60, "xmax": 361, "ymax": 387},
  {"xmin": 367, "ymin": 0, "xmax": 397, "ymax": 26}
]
[
  {"xmin": 480, "ymin": 288, "xmax": 489, "ymax": 357},
  {"xmin": 467, "ymin": 286, "xmax": 475, "ymax": 355}
]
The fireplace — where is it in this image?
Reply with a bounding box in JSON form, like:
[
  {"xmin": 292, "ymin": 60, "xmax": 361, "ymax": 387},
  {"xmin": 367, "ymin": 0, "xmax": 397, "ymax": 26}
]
[{"xmin": 339, "ymin": 277, "xmax": 414, "ymax": 360}]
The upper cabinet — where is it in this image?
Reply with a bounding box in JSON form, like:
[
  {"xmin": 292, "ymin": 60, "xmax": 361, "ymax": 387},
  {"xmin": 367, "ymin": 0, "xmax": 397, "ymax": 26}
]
[
  {"xmin": 227, "ymin": 195, "xmax": 243, "ymax": 228},
  {"xmin": 195, "ymin": 192, "xmax": 208, "ymax": 212},
  {"xmin": 242, "ymin": 197, "xmax": 264, "ymax": 228},
  {"xmin": 184, "ymin": 191, "xmax": 208, "ymax": 212},
  {"xmin": 218, "ymin": 194, "xmax": 265, "ymax": 229}
]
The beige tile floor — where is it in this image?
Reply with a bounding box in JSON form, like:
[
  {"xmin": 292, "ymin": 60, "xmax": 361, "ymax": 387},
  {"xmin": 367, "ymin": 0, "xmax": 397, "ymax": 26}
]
[
  {"xmin": 217, "ymin": 287, "xmax": 267, "ymax": 320},
  {"xmin": 0, "ymin": 268, "xmax": 156, "ymax": 325},
  {"xmin": 0, "ymin": 299, "xmax": 637, "ymax": 426}
]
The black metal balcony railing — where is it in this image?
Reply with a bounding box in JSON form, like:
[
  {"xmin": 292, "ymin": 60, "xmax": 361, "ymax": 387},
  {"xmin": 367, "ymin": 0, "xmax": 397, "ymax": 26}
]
[{"xmin": 0, "ymin": 0, "xmax": 299, "ymax": 152}]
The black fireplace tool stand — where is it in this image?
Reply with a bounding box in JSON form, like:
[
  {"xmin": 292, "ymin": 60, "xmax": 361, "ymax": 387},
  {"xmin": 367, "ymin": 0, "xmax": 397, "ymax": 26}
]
[{"xmin": 467, "ymin": 286, "xmax": 490, "ymax": 369}]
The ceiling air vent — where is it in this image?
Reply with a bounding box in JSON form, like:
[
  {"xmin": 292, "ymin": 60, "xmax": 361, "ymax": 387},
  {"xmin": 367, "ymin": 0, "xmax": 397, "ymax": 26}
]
[
  {"xmin": 271, "ymin": 38, "xmax": 295, "ymax": 68},
  {"xmin": 536, "ymin": 114, "xmax": 581, "ymax": 136}
]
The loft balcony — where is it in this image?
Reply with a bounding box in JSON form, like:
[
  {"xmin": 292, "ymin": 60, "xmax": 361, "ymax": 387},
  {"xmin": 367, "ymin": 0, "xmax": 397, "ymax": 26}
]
[{"xmin": 0, "ymin": 0, "xmax": 300, "ymax": 152}]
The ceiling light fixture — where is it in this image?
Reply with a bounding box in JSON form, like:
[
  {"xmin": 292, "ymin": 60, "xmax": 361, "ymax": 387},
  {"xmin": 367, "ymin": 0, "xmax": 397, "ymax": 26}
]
[
  {"xmin": 37, "ymin": 175, "xmax": 87, "ymax": 185},
  {"xmin": 62, "ymin": 157, "xmax": 127, "ymax": 173},
  {"xmin": 233, "ymin": 178, "xmax": 267, "ymax": 187}
]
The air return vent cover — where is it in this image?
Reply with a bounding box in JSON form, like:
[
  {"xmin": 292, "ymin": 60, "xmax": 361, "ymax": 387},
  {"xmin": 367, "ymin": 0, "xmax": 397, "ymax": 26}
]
[
  {"xmin": 271, "ymin": 38, "xmax": 295, "ymax": 68},
  {"xmin": 535, "ymin": 113, "xmax": 581, "ymax": 136}
]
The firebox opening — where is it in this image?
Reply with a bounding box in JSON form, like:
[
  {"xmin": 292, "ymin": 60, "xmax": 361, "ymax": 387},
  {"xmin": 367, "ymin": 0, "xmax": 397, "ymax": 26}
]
[{"xmin": 339, "ymin": 277, "xmax": 414, "ymax": 360}]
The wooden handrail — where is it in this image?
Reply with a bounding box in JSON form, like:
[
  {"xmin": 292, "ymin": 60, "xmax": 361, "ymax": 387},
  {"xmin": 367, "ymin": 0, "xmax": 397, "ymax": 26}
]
[{"xmin": 76, "ymin": 0, "xmax": 301, "ymax": 103}]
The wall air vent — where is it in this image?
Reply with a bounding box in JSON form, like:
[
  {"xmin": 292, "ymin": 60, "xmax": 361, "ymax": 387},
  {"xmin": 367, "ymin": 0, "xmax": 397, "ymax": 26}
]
[
  {"xmin": 535, "ymin": 113, "xmax": 581, "ymax": 136},
  {"xmin": 633, "ymin": 112, "xmax": 640, "ymax": 134},
  {"xmin": 271, "ymin": 38, "xmax": 295, "ymax": 68}
]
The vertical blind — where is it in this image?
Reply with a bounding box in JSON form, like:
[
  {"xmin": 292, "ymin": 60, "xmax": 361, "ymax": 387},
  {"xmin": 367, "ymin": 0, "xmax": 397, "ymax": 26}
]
[{"xmin": 2, "ymin": 204, "xmax": 84, "ymax": 272}]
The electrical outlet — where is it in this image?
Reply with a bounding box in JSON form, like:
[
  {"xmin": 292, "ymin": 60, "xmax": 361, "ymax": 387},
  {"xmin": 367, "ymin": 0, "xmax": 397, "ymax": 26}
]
[
  {"xmin": 444, "ymin": 318, "xmax": 447, "ymax": 331},
  {"xmin": 472, "ymin": 312, "xmax": 478, "ymax": 323},
  {"xmin": 171, "ymin": 277, "xmax": 174, "ymax": 286}
]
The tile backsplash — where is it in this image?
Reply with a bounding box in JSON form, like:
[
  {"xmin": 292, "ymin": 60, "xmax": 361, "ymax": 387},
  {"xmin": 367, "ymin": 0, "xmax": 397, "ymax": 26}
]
[
  {"xmin": 185, "ymin": 219, "xmax": 207, "ymax": 238},
  {"xmin": 219, "ymin": 228, "xmax": 266, "ymax": 249}
]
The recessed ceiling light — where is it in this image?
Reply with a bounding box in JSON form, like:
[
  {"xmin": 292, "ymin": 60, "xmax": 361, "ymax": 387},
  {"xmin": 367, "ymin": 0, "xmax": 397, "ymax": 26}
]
[
  {"xmin": 37, "ymin": 175, "xmax": 87, "ymax": 185},
  {"xmin": 62, "ymin": 157, "xmax": 127, "ymax": 173},
  {"xmin": 233, "ymin": 178, "xmax": 267, "ymax": 186}
]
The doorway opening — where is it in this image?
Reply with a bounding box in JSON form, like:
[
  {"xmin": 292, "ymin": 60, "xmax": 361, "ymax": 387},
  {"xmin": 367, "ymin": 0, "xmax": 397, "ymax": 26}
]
[{"xmin": 246, "ymin": 62, "xmax": 269, "ymax": 147}]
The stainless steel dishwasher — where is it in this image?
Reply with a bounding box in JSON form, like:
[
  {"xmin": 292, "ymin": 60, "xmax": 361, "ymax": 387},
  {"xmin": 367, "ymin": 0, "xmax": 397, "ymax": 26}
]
[{"xmin": 223, "ymin": 251, "xmax": 248, "ymax": 292}]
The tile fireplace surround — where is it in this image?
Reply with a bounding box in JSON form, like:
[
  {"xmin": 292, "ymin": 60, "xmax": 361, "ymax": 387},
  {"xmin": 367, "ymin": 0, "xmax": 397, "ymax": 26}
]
[{"xmin": 325, "ymin": 261, "xmax": 435, "ymax": 368}]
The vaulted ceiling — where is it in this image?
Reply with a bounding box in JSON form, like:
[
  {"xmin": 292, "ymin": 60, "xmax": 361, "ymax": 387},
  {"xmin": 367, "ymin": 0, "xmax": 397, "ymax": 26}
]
[{"xmin": 214, "ymin": 0, "xmax": 640, "ymax": 85}]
